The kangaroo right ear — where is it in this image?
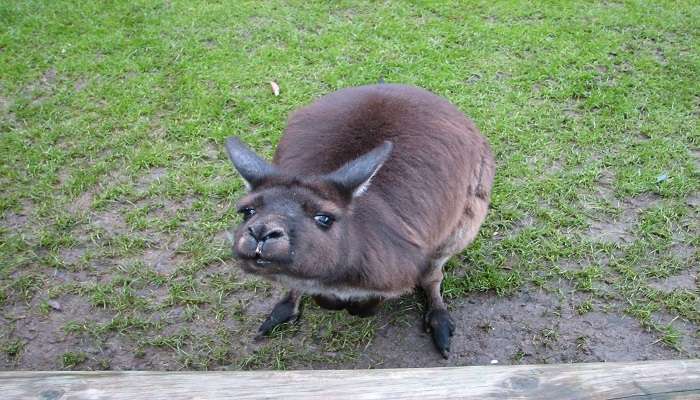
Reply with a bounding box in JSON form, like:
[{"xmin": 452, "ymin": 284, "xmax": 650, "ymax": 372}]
[
  {"xmin": 224, "ymin": 137, "xmax": 278, "ymax": 190},
  {"xmin": 324, "ymin": 141, "xmax": 393, "ymax": 198}
]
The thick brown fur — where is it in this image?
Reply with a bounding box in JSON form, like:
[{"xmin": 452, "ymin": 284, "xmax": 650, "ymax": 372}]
[
  {"xmin": 273, "ymin": 84, "xmax": 494, "ymax": 292},
  {"xmin": 226, "ymin": 84, "xmax": 495, "ymax": 357}
]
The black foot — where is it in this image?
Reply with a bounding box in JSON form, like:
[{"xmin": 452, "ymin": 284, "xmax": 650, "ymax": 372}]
[
  {"xmin": 313, "ymin": 295, "xmax": 346, "ymax": 311},
  {"xmin": 256, "ymin": 298, "xmax": 301, "ymax": 339},
  {"xmin": 313, "ymin": 295, "xmax": 382, "ymax": 317},
  {"xmin": 345, "ymin": 297, "xmax": 382, "ymax": 317},
  {"xmin": 424, "ymin": 308, "xmax": 455, "ymax": 359}
]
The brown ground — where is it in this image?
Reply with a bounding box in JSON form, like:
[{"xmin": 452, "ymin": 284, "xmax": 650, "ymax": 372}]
[
  {"xmin": 1, "ymin": 166, "xmax": 698, "ymax": 370},
  {"xmin": 341, "ymin": 285, "xmax": 695, "ymax": 369}
]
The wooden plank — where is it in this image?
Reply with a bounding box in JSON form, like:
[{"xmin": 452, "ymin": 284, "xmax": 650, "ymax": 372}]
[{"xmin": 1, "ymin": 360, "xmax": 699, "ymax": 400}]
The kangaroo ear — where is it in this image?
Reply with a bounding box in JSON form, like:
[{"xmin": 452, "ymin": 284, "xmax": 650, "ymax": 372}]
[
  {"xmin": 324, "ymin": 141, "xmax": 393, "ymax": 198},
  {"xmin": 224, "ymin": 137, "xmax": 278, "ymax": 190}
]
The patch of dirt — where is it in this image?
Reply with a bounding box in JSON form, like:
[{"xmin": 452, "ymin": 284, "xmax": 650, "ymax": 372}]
[
  {"xmin": 588, "ymin": 220, "xmax": 633, "ymax": 244},
  {"xmin": 0, "ymin": 199, "xmax": 33, "ymax": 231},
  {"xmin": 90, "ymin": 209, "xmax": 128, "ymax": 234},
  {"xmin": 687, "ymin": 192, "xmax": 700, "ymax": 208},
  {"xmin": 202, "ymin": 142, "xmax": 220, "ymax": 160},
  {"xmin": 135, "ymin": 167, "xmax": 167, "ymax": 192},
  {"xmin": 0, "ymin": 167, "xmax": 694, "ymax": 372},
  {"xmin": 335, "ymin": 285, "xmax": 687, "ymax": 369},
  {"xmin": 141, "ymin": 244, "xmax": 181, "ymax": 275},
  {"xmin": 613, "ymin": 60, "xmax": 634, "ymax": 74},
  {"xmin": 495, "ymin": 72, "xmax": 511, "ymax": 81},
  {"xmin": 40, "ymin": 68, "xmax": 57, "ymax": 86},
  {"xmin": 652, "ymin": 47, "xmax": 668, "ymax": 65},
  {"xmin": 23, "ymin": 67, "xmax": 58, "ymax": 106},
  {"xmin": 669, "ymin": 243, "xmax": 696, "ymax": 263},
  {"xmin": 74, "ymin": 78, "xmax": 88, "ymax": 92},
  {"xmin": 58, "ymin": 247, "xmax": 88, "ymax": 266},
  {"xmin": 2, "ymin": 273, "xmax": 695, "ymax": 370},
  {"xmin": 140, "ymin": 197, "xmax": 196, "ymax": 224},
  {"xmin": 587, "ymin": 193, "xmax": 661, "ymax": 244},
  {"xmin": 596, "ymin": 169, "xmax": 615, "ymax": 199},
  {"xmin": 562, "ymin": 100, "xmax": 582, "ymax": 119},
  {"xmin": 0, "ymin": 95, "xmax": 11, "ymax": 114},
  {"xmin": 650, "ymin": 312, "xmax": 700, "ymax": 356},
  {"xmin": 491, "ymin": 215, "xmax": 535, "ymax": 242},
  {"xmin": 67, "ymin": 191, "xmax": 94, "ymax": 215},
  {"xmin": 2, "ymin": 296, "xmax": 109, "ymax": 369},
  {"xmin": 0, "ymin": 96, "xmax": 17, "ymax": 128},
  {"xmin": 201, "ymin": 38, "xmax": 218, "ymax": 49},
  {"xmin": 601, "ymin": 0, "xmax": 625, "ymax": 8},
  {"xmin": 648, "ymin": 267, "xmax": 698, "ymax": 292},
  {"xmin": 465, "ymin": 73, "xmax": 481, "ymax": 85}
]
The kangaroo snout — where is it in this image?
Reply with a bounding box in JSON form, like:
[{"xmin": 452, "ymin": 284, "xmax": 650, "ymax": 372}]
[
  {"xmin": 247, "ymin": 223, "xmax": 286, "ymax": 256},
  {"xmin": 248, "ymin": 223, "xmax": 285, "ymax": 243},
  {"xmin": 235, "ymin": 219, "xmax": 291, "ymax": 265}
]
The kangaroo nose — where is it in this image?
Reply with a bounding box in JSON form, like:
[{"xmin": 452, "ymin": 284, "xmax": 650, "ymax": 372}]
[{"xmin": 248, "ymin": 224, "xmax": 285, "ymax": 242}]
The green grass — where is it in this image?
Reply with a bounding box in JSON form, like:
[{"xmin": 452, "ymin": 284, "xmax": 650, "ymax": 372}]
[
  {"xmin": 61, "ymin": 351, "xmax": 87, "ymax": 369},
  {"xmin": 1, "ymin": 0, "xmax": 698, "ymax": 370}
]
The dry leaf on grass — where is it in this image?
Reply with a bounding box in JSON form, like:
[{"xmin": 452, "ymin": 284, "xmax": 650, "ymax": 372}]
[{"xmin": 270, "ymin": 81, "xmax": 280, "ymax": 96}]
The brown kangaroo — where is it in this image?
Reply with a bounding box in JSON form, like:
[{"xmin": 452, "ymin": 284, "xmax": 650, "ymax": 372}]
[{"xmin": 225, "ymin": 84, "xmax": 495, "ymax": 358}]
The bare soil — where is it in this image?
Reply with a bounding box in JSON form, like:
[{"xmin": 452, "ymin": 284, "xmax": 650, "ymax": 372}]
[
  {"xmin": 1, "ymin": 185, "xmax": 698, "ymax": 370},
  {"xmin": 337, "ymin": 285, "xmax": 688, "ymax": 368}
]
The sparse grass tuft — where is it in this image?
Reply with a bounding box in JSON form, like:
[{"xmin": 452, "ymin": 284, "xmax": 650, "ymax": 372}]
[
  {"xmin": 2, "ymin": 340, "xmax": 25, "ymax": 360},
  {"xmin": 61, "ymin": 352, "xmax": 87, "ymax": 369}
]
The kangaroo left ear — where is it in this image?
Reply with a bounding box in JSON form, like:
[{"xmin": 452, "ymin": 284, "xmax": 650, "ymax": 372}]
[
  {"xmin": 324, "ymin": 141, "xmax": 393, "ymax": 198},
  {"xmin": 224, "ymin": 137, "xmax": 278, "ymax": 190}
]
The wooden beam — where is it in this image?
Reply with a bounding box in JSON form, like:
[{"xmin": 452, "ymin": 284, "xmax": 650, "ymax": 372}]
[{"xmin": 1, "ymin": 359, "xmax": 699, "ymax": 400}]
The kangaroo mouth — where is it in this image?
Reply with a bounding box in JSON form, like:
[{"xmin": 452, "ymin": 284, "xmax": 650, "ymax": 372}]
[
  {"xmin": 238, "ymin": 258, "xmax": 274, "ymax": 276},
  {"xmin": 255, "ymin": 257, "xmax": 272, "ymax": 265},
  {"xmin": 241, "ymin": 253, "xmax": 273, "ymax": 267},
  {"xmin": 236, "ymin": 253, "xmax": 289, "ymax": 275},
  {"xmin": 235, "ymin": 249, "xmax": 273, "ymax": 265},
  {"xmin": 233, "ymin": 244, "xmax": 293, "ymax": 276}
]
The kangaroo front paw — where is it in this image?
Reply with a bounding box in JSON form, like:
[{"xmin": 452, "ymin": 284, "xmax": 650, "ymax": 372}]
[
  {"xmin": 424, "ymin": 308, "xmax": 455, "ymax": 359},
  {"xmin": 256, "ymin": 298, "xmax": 301, "ymax": 339}
]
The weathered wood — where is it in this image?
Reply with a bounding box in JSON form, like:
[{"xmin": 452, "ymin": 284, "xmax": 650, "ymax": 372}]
[{"xmin": 1, "ymin": 360, "xmax": 698, "ymax": 400}]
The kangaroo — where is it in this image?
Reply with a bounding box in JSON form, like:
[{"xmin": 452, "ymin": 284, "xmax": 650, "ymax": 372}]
[{"xmin": 224, "ymin": 84, "xmax": 495, "ymax": 357}]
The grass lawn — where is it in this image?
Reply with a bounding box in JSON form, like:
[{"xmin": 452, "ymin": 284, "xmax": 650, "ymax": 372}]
[{"xmin": 0, "ymin": 0, "xmax": 698, "ymax": 370}]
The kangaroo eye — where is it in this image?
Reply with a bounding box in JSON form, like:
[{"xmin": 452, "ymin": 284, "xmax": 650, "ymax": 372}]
[
  {"xmin": 314, "ymin": 214, "xmax": 334, "ymax": 229},
  {"xmin": 239, "ymin": 207, "xmax": 256, "ymax": 221}
]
